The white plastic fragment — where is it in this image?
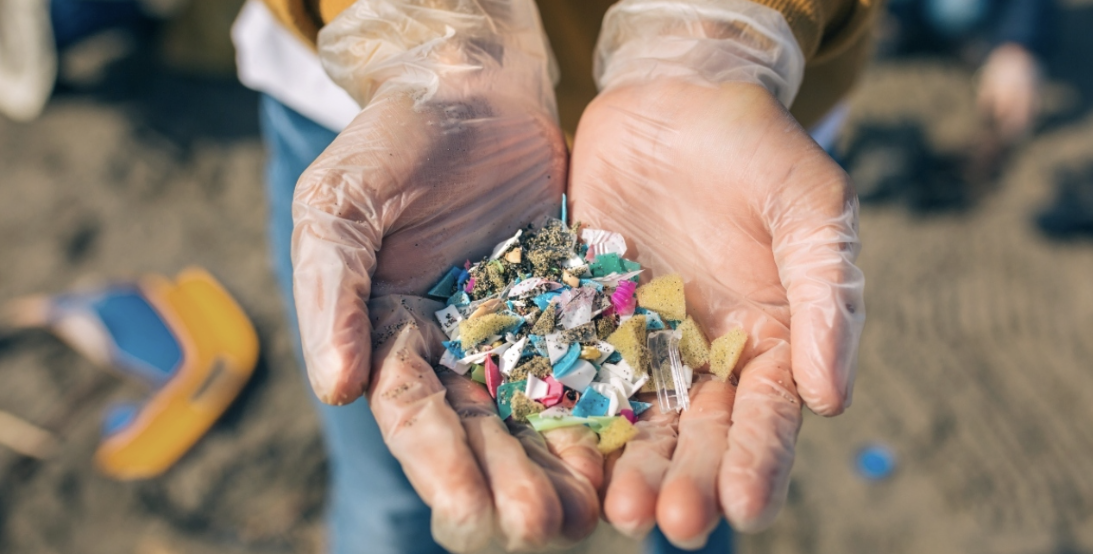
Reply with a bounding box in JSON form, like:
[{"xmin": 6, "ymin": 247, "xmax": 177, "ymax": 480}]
[
  {"xmin": 434, "ymin": 305, "xmax": 463, "ymax": 339},
  {"xmin": 525, "ymin": 374, "xmax": 550, "ymax": 400},
  {"xmin": 593, "ymin": 341, "xmax": 616, "ymax": 364},
  {"xmin": 489, "ymin": 229, "xmax": 522, "ymax": 260},
  {"xmin": 440, "ymin": 350, "xmax": 471, "ymax": 375},
  {"xmin": 508, "ymin": 277, "xmax": 547, "ymax": 298},
  {"xmin": 500, "ymin": 337, "xmax": 526, "ymax": 375},
  {"xmin": 589, "ymin": 382, "xmax": 622, "ymax": 417},
  {"xmin": 545, "ymin": 333, "xmax": 570, "ymax": 364},
  {"xmin": 581, "ymin": 228, "xmax": 628, "ymax": 260},
  {"xmin": 555, "ymin": 360, "xmax": 596, "ymax": 391},
  {"xmin": 539, "ymin": 406, "xmax": 571, "ymax": 418},
  {"xmin": 592, "ymin": 270, "xmax": 643, "ymax": 287}
]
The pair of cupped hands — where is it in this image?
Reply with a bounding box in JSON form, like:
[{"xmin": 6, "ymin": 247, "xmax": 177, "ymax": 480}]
[{"xmin": 291, "ymin": 0, "xmax": 865, "ymax": 551}]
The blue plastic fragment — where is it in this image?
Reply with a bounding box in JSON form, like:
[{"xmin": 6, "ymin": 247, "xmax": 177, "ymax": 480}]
[
  {"xmin": 605, "ymin": 351, "xmax": 623, "ymax": 364},
  {"xmin": 561, "ymin": 193, "xmax": 568, "ymax": 225},
  {"xmin": 92, "ymin": 290, "xmax": 182, "ymax": 385},
  {"xmin": 552, "ymin": 343, "xmax": 581, "ymax": 378},
  {"xmin": 572, "ymin": 386, "xmax": 610, "ymax": 418},
  {"xmin": 855, "ymin": 444, "xmax": 897, "ymax": 481},
  {"xmin": 589, "ymin": 253, "xmax": 624, "ymax": 277},
  {"xmin": 528, "ymin": 335, "xmax": 549, "ymax": 357},
  {"xmin": 629, "ymin": 400, "xmax": 652, "ymax": 416},
  {"xmin": 456, "ymin": 269, "xmax": 471, "ymax": 289},
  {"xmin": 496, "ymin": 381, "xmax": 527, "ymax": 421},
  {"xmin": 644, "ymin": 312, "xmax": 665, "ymax": 330},
  {"xmin": 428, "ymin": 267, "xmax": 463, "ymax": 298},
  {"xmin": 442, "ymin": 340, "xmax": 466, "ymax": 359},
  {"xmin": 533, "ymin": 291, "xmax": 560, "ymax": 311},
  {"xmin": 579, "ymin": 279, "xmax": 603, "ymax": 292},
  {"xmin": 446, "ymin": 291, "xmax": 470, "ymax": 307}
]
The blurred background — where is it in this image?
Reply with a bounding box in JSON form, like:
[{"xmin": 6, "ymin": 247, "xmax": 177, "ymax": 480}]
[{"xmin": 1, "ymin": 0, "xmax": 1092, "ymax": 552}]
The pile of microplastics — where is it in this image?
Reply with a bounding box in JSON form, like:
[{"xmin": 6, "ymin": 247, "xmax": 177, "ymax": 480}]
[{"xmin": 429, "ymin": 218, "xmax": 747, "ymax": 455}]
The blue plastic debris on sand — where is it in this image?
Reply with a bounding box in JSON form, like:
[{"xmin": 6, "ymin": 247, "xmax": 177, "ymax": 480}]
[
  {"xmin": 92, "ymin": 289, "xmax": 182, "ymax": 386},
  {"xmin": 428, "ymin": 267, "xmax": 462, "ymax": 298},
  {"xmin": 552, "ymin": 343, "xmax": 581, "ymax": 378},
  {"xmin": 442, "ymin": 340, "xmax": 466, "ymax": 359},
  {"xmin": 573, "ymin": 386, "xmax": 610, "ymax": 418},
  {"xmin": 856, "ymin": 444, "xmax": 897, "ymax": 481}
]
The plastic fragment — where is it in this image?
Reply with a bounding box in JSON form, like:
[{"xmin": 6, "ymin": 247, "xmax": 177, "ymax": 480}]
[
  {"xmin": 629, "ymin": 400, "xmax": 652, "ymax": 416},
  {"xmin": 496, "ymin": 380, "xmax": 526, "ymax": 420},
  {"xmin": 581, "ymin": 228, "xmax": 628, "ymax": 261},
  {"xmin": 428, "ymin": 267, "xmax": 462, "ymax": 298},
  {"xmin": 545, "ymin": 333, "xmax": 571, "ymax": 364},
  {"xmin": 490, "ymin": 230, "xmax": 523, "ymax": 260},
  {"xmin": 551, "ymin": 343, "xmax": 581, "ymax": 377},
  {"xmin": 589, "ymin": 253, "xmax": 625, "ymax": 277},
  {"xmin": 620, "ymin": 409, "xmax": 637, "ymax": 424},
  {"xmin": 648, "ymin": 330, "xmax": 690, "ymax": 412},
  {"xmin": 611, "ymin": 280, "xmax": 637, "ymax": 316},
  {"xmin": 505, "ymin": 248, "xmax": 522, "ymax": 263},
  {"xmin": 525, "ymin": 374, "xmax": 550, "ymax": 400},
  {"xmin": 446, "ymin": 291, "xmax": 470, "ymax": 307},
  {"xmin": 434, "ymin": 305, "xmax": 463, "ymax": 339},
  {"xmin": 499, "ymin": 336, "xmax": 526, "ymax": 375},
  {"xmin": 555, "ymin": 360, "xmax": 597, "ymax": 391},
  {"xmin": 588, "ymin": 382, "xmax": 624, "ymax": 417},
  {"xmin": 485, "ymin": 355, "xmax": 502, "ymax": 398},
  {"xmin": 525, "ymin": 413, "xmax": 588, "ymax": 433},
  {"xmin": 470, "ymin": 364, "xmax": 486, "ymax": 384},
  {"xmin": 539, "ymin": 376, "xmax": 565, "ymax": 407},
  {"xmin": 572, "ymin": 386, "xmax": 611, "ymax": 418}
]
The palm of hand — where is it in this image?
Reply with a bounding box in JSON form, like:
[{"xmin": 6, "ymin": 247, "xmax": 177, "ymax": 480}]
[
  {"xmin": 293, "ymin": 93, "xmax": 605, "ymax": 552},
  {"xmin": 569, "ymin": 80, "xmax": 864, "ymax": 544}
]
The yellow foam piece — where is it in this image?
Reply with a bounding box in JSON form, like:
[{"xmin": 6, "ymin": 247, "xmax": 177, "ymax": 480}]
[
  {"xmin": 709, "ymin": 328, "xmax": 748, "ymax": 382},
  {"xmin": 635, "ymin": 274, "xmax": 686, "ymax": 321},
  {"xmin": 597, "ymin": 417, "xmax": 638, "ymax": 455},
  {"xmin": 606, "ymin": 315, "xmax": 649, "ymax": 375},
  {"xmin": 677, "ymin": 317, "xmax": 711, "ymax": 369},
  {"xmin": 459, "ymin": 314, "xmax": 521, "ymax": 349}
]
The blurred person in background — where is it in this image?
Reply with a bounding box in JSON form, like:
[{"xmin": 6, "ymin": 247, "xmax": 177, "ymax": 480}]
[
  {"xmin": 234, "ymin": 0, "xmax": 871, "ymax": 553},
  {"xmin": 0, "ymin": 0, "xmax": 186, "ymax": 122},
  {"xmin": 885, "ymin": 0, "xmax": 1057, "ymax": 166}
]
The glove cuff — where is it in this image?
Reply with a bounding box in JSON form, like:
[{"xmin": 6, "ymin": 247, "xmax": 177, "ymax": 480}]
[
  {"xmin": 594, "ymin": 0, "xmax": 805, "ymax": 107},
  {"xmin": 317, "ymin": 0, "xmax": 559, "ymax": 111}
]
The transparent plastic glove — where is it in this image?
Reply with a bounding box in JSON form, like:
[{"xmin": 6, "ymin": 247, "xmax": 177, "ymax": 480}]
[
  {"xmin": 574, "ymin": 1, "xmax": 864, "ymax": 544},
  {"xmin": 977, "ymin": 42, "xmax": 1041, "ymax": 142},
  {"xmin": 292, "ymin": 1, "xmax": 599, "ymax": 550}
]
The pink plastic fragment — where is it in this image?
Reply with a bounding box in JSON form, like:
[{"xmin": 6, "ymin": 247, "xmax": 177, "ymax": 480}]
[
  {"xmin": 540, "ymin": 376, "xmax": 565, "ymax": 407},
  {"xmin": 464, "ymin": 277, "xmax": 476, "ymax": 293},
  {"xmin": 485, "ymin": 355, "xmax": 502, "ymax": 399},
  {"xmin": 620, "ymin": 409, "xmax": 637, "ymax": 424},
  {"xmin": 464, "ymin": 259, "xmax": 472, "ymax": 270},
  {"xmin": 611, "ymin": 280, "xmax": 637, "ymax": 316}
]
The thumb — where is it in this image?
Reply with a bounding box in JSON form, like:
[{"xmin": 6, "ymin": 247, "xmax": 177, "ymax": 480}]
[
  {"xmin": 768, "ymin": 171, "xmax": 866, "ymax": 416},
  {"xmin": 292, "ymin": 167, "xmax": 384, "ymax": 405}
]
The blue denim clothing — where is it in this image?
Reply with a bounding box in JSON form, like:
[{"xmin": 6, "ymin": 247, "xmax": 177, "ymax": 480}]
[{"xmin": 258, "ymin": 93, "xmax": 733, "ymax": 554}]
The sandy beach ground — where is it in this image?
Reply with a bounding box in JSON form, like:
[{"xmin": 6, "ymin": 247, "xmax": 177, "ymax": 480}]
[{"xmin": 2, "ymin": 1, "xmax": 1093, "ymax": 552}]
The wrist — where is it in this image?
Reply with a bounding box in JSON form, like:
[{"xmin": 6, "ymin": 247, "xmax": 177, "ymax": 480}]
[
  {"xmin": 317, "ymin": 0, "xmax": 557, "ymax": 110},
  {"xmin": 594, "ymin": 0, "xmax": 805, "ymax": 107}
]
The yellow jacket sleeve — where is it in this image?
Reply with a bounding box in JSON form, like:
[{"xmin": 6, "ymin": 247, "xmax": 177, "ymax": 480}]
[{"xmin": 260, "ymin": 0, "xmax": 879, "ymax": 129}]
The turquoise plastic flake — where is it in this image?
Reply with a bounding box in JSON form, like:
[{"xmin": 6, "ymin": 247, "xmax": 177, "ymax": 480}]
[
  {"xmin": 552, "ymin": 343, "xmax": 581, "ymax": 378},
  {"xmin": 428, "ymin": 267, "xmax": 462, "ymax": 298},
  {"xmin": 496, "ymin": 380, "xmax": 527, "ymax": 420},
  {"xmin": 572, "ymin": 386, "xmax": 610, "ymax": 418}
]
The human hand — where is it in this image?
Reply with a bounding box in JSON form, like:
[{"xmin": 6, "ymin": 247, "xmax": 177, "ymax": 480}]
[
  {"xmin": 291, "ymin": 1, "xmax": 600, "ymax": 550},
  {"xmin": 978, "ymin": 42, "xmax": 1041, "ymax": 142},
  {"xmin": 572, "ymin": 0, "xmax": 864, "ymax": 547}
]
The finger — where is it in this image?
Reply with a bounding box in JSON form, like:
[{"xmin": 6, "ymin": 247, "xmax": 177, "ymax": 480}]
[
  {"xmin": 769, "ymin": 173, "xmax": 866, "ymax": 415},
  {"xmin": 367, "ymin": 296, "xmax": 494, "ymax": 553},
  {"xmin": 438, "ymin": 371, "xmax": 564, "ymax": 551},
  {"xmin": 656, "ymin": 376, "xmax": 736, "ymax": 549},
  {"xmin": 542, "ymin": 425, "xmax": 605, "ymax": 491},
  {"xmin": 602, "ymin": 403, "xmax": 678, "ymax": 539},
  {"xmin": 512, "ymin": 422, "xmax": 602, "ymax": 545},
  {"xmin": 719, "ymin": 342, "xmax": 802, "ymax": 532},
  {"xmin": 292, "ymin": 167, "xmax": 384, "ymax": 405}
]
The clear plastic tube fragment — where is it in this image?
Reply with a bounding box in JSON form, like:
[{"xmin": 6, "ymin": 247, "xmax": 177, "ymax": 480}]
[{"xmin": 647, "ymin": 330, "xmax": 690, "ymax": 412}]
